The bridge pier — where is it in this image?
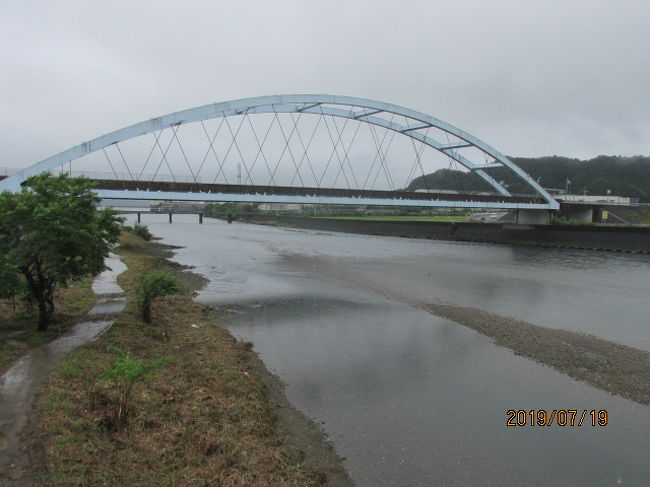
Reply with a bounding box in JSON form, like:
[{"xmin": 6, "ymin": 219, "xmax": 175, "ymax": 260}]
[
  {"xmin": 199, "ymin": 212, "xmax": 203, "ymax": 224},
  {"xmin": 563, "ymin": 205, "xmax": 594, "ymax": 223},
  {"xmin": 169, "ymin": 212, "xmax": 172, "ymax": 223},
  {"xmin": 137, "ymin": 212, "xmax": 141, "ymax": 224},
  {"xmin": 514, "ymin": 209, "xmax": 552, "ymax": 225}
]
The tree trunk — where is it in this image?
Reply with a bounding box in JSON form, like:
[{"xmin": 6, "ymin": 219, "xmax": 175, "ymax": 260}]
[
  {"xmin": 34, "ymin": 287, "xmax": 54, "ymax": 331},
  {"xmin": 37, "ymin": 303, "xmax": 50, "ymax": 331},
  {"xmin": 22, "ymin": 260, "xmax": 55, "ymax": 332},
  {"xmin": 142, "ymin": 304, "xmax": 152, "ymax": 324}
]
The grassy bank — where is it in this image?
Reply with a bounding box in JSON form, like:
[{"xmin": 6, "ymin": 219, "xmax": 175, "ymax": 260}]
[
  {"xmin": 32, "ymin": 233, "xmax": 336, "ymax": 486},
  {"xmin": 0, "ymin": 276, "xmax": 96, "ymax": 374}
]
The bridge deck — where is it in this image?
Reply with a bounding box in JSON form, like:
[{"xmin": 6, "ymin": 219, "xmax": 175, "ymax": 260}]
[
  {"xmin": 2, "ymin": 174, "xmax": 554, "ymax": 208},
  {"xmin": 89, "ymin": 179, "xmax": 542, "ymax": 205}
]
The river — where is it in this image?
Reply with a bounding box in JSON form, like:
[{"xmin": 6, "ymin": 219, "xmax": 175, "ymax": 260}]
[{"xmin": 130, "ymin": 214, "xmax": 650, "ymax": 486}]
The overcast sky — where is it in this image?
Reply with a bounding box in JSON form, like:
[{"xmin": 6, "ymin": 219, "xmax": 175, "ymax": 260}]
[{"xmin": 2, "ymin": 0, "xmax": 649, "ymax": 172}]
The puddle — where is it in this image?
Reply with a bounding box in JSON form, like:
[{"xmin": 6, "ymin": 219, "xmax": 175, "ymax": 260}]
[
  {"xmin": 86, "ymin": 296, "xmax": 128, "ymax": 316},
  {"xmin": 0, "ymin": 254, "xmax": 127, "ymax": 477}
]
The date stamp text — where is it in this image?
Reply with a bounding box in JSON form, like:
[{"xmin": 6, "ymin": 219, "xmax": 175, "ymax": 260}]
[{"xmin": 506, "ymin": 409, "xmax": 608, "ymax": 427}]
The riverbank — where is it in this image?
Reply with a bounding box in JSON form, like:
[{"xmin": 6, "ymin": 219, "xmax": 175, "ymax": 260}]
[
  {"xmin": 246, "ymin": 215, "xmax": 650, "ymax": 253},
  {"xmin": 20, "ymin": 233, "xmax": 350, "ymax": 487}
]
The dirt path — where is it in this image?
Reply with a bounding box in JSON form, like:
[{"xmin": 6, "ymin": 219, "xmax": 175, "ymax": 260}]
[{"xmin": 0, "ymin": 254, "xmax": 127, "ymax": 484}]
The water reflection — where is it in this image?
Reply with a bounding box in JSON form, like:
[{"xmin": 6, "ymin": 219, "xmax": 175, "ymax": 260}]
[{"xmin": 226, "ymin": 295, "xmax": 650, "ymax": 487}]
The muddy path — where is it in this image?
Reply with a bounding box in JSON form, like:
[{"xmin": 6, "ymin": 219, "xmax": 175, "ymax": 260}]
[{"xmin": 0, "ymin": 254, "xmax": 127, "ymax": 483}]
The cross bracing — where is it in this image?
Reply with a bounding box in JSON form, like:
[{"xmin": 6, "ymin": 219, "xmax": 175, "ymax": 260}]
[{"xmin": 0, "ymin": 95, "xmax": 559, "ymax": 210}]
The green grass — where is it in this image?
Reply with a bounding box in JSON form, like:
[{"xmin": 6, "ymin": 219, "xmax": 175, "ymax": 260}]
[{"xmin": 316, "ymin": 215, "xmax": 468, "ymax": 222}]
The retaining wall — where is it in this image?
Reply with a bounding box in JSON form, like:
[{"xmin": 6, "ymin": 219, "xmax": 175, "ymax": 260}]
[{"xmin": 247, "ymin": 216, "xmax": 650, "ymax": 252}]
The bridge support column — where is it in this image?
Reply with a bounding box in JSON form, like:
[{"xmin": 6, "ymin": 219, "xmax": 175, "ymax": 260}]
[
  {"xmin": 199, "ymin": 212, "xmax": 203, "ymax": 224},
  {"xmin": 137, "ymin": 212, "xmax": 141, "ymax": 224},
  {"xmin": 514, "ymin": 209, "xmax": 551, "ymax": 225},
  {"xmin": 169, "ymin": 212, "xmax": 172, "ymax": 224},
  {"xmin": 565, "ymin": 206, "xmax": 594, "ymax": 223}
]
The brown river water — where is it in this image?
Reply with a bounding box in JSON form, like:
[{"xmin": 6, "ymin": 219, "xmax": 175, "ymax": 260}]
[{"xmin": 133, "ymin": 215, "xmax": 650, "ymax": 485}]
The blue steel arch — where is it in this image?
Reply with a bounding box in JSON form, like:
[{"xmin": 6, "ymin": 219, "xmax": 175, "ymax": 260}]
[{"xmin": 0, "ymin": 94, "xmax": 559, "ymax": 209}]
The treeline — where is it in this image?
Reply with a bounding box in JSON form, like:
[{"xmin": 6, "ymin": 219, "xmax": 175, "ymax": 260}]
[
  {"xmin": 406, "ymin": 155, "xmax": 650, "ymax": 202},
  {"xmin": 204, "ymin": 202, "xmax": 258, "ymax": 218}
]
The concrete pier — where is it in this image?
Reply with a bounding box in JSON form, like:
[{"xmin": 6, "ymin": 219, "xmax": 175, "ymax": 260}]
[{"xmin": 514, "ymin": 209, "xmax": 552, "ymax": 225}]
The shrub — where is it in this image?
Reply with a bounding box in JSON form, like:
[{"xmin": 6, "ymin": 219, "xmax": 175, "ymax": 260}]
[
  {"xmin": 131, "ymin": 224, "xmax": 153, "ymax": 241},
  {"xmin": 102, "ymin": 346, "xmax": 172, "ymax": 428},
  {"xmin": 117, "ymin": 231, "xmax": 148, "ymax": 250},
  {"xmin": 137, "ymin": 271, "xmax": 182, "ymax": 323},
  {"xmin": 122, "ymin": 224, "xmax": 154, "ymax": 241}
]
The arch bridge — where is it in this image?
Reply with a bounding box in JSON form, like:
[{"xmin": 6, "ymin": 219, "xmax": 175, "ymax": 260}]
[{"xmin": 0, "ymin": 95, "xmax": 559, "ymax": 211}]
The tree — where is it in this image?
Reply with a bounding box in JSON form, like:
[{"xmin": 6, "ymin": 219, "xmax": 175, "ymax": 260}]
[
  {"xmin": 0, "ymin": 254, "xmax": 22, "ymax": 310},
  {"xmin": 204, "ymin": 202, "xmax": 236, "ymax": 217},
  {"xmin": 136, "ymin": 271, "xmax": 182, "ymax": 323},
  {"xmin": 0, "ymin": 173, "xmax": 123, "ymax": 331}
]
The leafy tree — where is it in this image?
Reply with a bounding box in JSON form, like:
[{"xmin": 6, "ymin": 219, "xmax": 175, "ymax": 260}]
[
  {"xmin": 0, "ymin": 254, "xmax": 22, "ymax": 310},
  {"xmin": 136, "ymin": 271, "xmax": 182, "ymax": 323},
  {"xmin": 0, "ymin": 173, "xmax": 123, "ymax": 331},
  {"xmin": 204, "ymin": 202, "xmax": 236, "ymax": 217}
]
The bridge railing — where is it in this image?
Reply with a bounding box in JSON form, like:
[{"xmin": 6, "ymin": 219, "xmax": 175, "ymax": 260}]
[
  {"xmin": 48, "ymin": 168, "xmax": 208, "ymax": 184},
  {"xmin": 0, "ymin": 167, "xmax": 203, "ymax": 184},
  {"xmin": 0, "ymin": 167, "xmax": 20, "ymax": 177}
]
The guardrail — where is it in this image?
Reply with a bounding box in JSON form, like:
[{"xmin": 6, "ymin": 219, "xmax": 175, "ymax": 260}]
[{"xmin": 0, "ymin": 167, "xmax": 203, "ymax": 184}]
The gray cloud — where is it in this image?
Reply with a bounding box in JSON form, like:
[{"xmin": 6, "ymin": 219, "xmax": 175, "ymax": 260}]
[{"xmin": 1, "ymin": 0, "xmax": 648, "ymax": 172}]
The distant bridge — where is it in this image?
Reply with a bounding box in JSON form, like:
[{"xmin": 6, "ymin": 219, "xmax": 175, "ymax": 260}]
[{"xmin": 0, "ymin": 94, "xmax": 559, "ymax": 211}]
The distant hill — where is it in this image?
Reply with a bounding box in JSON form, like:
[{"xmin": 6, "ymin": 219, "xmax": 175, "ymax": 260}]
[{"xmin": 406, "ymin": 155, "xmax": 650, "ymax": 202}]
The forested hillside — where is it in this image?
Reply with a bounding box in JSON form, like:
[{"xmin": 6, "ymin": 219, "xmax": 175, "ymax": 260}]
[{"xmin": 406, "ymin": 155, "xmax": 650, "ymax": 202}]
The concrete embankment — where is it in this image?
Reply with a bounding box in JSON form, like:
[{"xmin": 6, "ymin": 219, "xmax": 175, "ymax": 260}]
[{"xmin": 248, "ymin": 216, "xmax": 650, "ymax": 252}]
